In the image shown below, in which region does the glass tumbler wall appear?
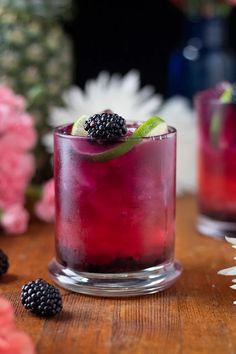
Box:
[49,124,182,296]
[196,94,236,238]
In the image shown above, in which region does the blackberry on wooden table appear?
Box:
[0,249,9,276]
[21,279,62,318]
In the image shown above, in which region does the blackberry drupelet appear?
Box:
[231,83,236,104]
[84,112,127,142]
[0,249,9,276]
[21,279,62,317]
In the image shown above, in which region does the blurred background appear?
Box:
[72,0,236,97]
[1,0,236,231]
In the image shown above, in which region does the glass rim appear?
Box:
[54,122,177,142]
[194,91,235,106]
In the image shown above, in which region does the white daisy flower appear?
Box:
[49,70,162,126]
[43,70,196,195]
[218,237,236,304]
[43,70,162,151]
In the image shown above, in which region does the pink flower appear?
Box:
[0,85,26,111]
[0,85,37,234]
[0,85,27,135]
[0,296,36,354]
[2,113,37,151]
[35,179,55,223]
[0,148,35,209]
[0,297,15,332]
[0,104,12,134]
[0,330,36,354]
[1,205,29,235]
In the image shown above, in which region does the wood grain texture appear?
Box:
[1,195,236,354]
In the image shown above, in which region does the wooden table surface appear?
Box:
[1,195,236,354]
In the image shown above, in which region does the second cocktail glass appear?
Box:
[195,85,236,238]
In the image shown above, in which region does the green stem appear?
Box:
[26,184,42,200]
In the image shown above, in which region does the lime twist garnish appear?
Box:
[71,115,168,162]
[71,115,88,136]
[219,86,233,103]
[210,83,234,147]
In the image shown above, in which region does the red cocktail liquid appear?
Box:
[196,91,236,223]
[54,124,176,273]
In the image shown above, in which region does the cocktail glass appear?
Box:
[48,123,182,296]
[195,89,236,238]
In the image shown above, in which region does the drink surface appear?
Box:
[197,90,236,222]
[54,124,176,273]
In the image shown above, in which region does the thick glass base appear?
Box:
[197,215,236,239]
[48,258,182,297]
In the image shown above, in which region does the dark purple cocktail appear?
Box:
[49,114,181,296]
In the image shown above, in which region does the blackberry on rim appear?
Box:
[84,112,127,142]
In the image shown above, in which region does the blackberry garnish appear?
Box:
[0,249,9,276]
[21,279,62,317]
[231,83,236,104]
[84,112,127,142]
